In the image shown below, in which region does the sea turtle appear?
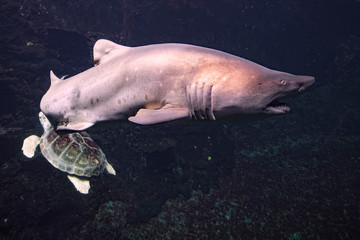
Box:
[22,111,116,194]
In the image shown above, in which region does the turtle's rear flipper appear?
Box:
[105,161,116,175]
[22,135,40,158]
[67,175,90,194]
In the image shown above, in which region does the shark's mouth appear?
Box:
[265,99,290,114]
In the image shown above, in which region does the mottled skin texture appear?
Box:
[40,40,315,130]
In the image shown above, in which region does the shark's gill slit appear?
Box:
[187,82,215,121]
[204,83,215,120]
[197,82,204,119]
[185,84,194,119]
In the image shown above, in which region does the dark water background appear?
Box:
[0,0,359,239]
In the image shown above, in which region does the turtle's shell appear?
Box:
[39,129,107,177]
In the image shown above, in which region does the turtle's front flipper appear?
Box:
[22,135,40,158]
[67,175,90,194]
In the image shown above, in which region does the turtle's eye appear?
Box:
[280,80,287,85]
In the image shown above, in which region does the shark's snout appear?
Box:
[297,76,315,93]
[264,75,315,114]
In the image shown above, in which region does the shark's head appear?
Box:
[40,71,97,131]
[213,69,315,117]
[256,71,315,114]
[40,71,75,129]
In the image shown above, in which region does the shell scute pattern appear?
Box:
[65,165,74,173]
[40,127,107,177]
[82,145,100,159]
[79,131,91,138]
[83,135,100,149]
[74,133,104,176]
[63,141,81,161]
[74,168,84,176]
[46,130,58,144]
[52,134,72,156]
[72,133,86,144]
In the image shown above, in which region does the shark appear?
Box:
[40,39,315,130]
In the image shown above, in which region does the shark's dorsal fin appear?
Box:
[93,39,129,66]
[50,71,62,86]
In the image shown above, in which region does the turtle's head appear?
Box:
[39,112,53,131]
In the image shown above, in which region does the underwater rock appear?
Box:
[79,201,135,239]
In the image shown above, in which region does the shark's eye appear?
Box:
[280,80,287,85]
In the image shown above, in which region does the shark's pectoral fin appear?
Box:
[57,121,95,131]
[128,107,189,125]
[67,175,90,194]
